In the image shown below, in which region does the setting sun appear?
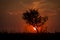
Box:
[33,27,36,31]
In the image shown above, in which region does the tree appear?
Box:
[22,9,48,33]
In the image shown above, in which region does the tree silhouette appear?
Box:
[22,9,48,33]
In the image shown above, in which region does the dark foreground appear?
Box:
[0,33,59,40]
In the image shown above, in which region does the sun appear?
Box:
[33,27,36,30]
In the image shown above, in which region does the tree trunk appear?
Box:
[36,27,39,33]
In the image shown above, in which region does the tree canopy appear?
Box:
[22,9,48,27]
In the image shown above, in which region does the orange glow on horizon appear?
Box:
[25,22,48,33]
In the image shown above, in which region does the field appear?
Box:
[0,32,57,40]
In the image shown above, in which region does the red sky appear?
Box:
[0,0,60,33]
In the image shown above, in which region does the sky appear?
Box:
[0,0,60,33]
